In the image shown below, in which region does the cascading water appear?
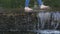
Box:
[37,12,51,29]
[33,11,60,34]
[52,12,60,30]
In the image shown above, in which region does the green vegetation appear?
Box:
[0,0,60,8]
[0,0,25,8]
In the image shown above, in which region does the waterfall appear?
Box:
[27,12,60,34]
[34,12,60,34]
[37,12,51,29]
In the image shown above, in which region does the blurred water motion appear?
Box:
[35,12,60,34]
[37,30,60,34]
[37,12,60,30]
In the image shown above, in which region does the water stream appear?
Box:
[33,11,60,34]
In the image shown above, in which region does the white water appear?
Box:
[35,12,60,34]
[34,30,60,34]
